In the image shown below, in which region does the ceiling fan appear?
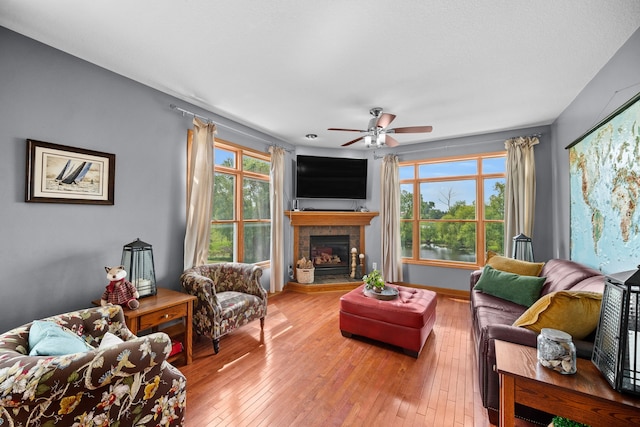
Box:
[328,107,433,148]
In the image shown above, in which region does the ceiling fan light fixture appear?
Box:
[327,107,433,148]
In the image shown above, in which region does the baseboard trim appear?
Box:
[284,281,361,293]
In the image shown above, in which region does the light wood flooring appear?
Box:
[177,290,529,426]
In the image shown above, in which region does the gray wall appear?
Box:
[1,25,638,332]
[551,27,640,261]
[0,27,285,333]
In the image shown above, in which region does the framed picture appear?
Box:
[25,139,115,205]
[566,91,640,274]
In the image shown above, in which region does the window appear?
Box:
[211,140,271,264]
[399,152,505,269]
[187,132,271,264]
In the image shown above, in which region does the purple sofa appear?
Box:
[470,258,604,425]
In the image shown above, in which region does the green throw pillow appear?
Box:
[474,265,546,307]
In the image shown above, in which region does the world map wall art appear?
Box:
[567,91,640,274]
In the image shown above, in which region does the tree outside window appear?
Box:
[400,153,505,268]
[209,141,270,263]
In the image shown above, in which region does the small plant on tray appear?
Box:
[363,269,385,292]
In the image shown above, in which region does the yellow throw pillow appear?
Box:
[513,291,603,339]
[486,251,544,277]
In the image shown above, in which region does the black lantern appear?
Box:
[121,238,157,298]
[512,233,534,262]
[592,266,640,396]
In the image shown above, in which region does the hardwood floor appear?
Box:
[177,290,527,426]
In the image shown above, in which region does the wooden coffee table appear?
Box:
[495,340,640,427]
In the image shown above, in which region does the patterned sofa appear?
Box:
[180,262,267,354]
[0,305,186,426]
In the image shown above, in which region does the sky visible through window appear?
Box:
[400,157,504,212]
[214,148,235,167]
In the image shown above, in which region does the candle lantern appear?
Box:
[592,266,640,395]
[512,233,534,262]
[121,238,157,298]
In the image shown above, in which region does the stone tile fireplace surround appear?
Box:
[285,211,379,285]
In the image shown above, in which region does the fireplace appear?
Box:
[285,211,378,286]
[310,235,350,275]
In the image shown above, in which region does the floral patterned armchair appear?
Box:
[0,305,186,426]
[180,262,267,354]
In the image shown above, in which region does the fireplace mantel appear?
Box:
[285,211,378,226]
[285,211,379,290]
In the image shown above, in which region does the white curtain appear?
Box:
[184,118,216,270]
[504,136,539,257]
[381,154,403,283]
[269,146,285,292]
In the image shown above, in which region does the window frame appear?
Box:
[399,151,506,270]
[187,131,271,266]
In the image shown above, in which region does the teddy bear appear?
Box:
[101,265,140,310]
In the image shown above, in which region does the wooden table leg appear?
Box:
[185,300,193,365]
[500,373,516,427]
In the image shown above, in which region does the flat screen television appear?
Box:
[295,155,368,199]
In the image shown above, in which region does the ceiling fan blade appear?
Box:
[342,136,364,147]
[389,125,433,134]
[376,113,396,129]
[385,135,400,148]
[328,127,365,132]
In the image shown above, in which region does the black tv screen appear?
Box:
[295,155,367,199]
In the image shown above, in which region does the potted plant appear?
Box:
[363,269,385,293]
[548,417,590,427]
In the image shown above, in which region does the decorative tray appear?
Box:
[363,285,399,300]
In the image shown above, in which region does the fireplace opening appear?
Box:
[310,235,350,276]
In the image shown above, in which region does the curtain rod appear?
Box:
[373,132,543,159]
[512,132,542,140]
[170,103,279,146]
[267,144,294,154]
[170,104,215,124]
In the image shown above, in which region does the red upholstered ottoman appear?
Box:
[339,284,437,357]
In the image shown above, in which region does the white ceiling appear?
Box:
[2,1,639,149]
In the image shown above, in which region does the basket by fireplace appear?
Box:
[296,268,315,284]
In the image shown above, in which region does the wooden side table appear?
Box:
[495,340,640,427]
[94,287,196,365]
